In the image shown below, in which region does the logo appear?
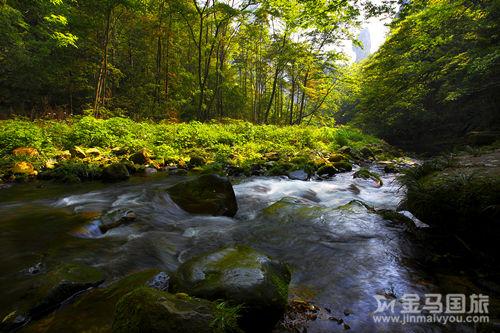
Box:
[372,293,490,325]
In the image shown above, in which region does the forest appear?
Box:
[0,0,499,332]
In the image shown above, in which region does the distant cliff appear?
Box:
[352,28,371,62]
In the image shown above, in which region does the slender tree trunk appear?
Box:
[297,70,309,124]
[289,74,296,125]
[94,8,112,116]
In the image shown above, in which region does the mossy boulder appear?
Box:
[331,161,352,172]
[102,163,130,182]
[130,148,151,165]
[170,246,291,331]
[403,164,500,250]
[0,263,104,331]
[113,287,240,333]
[166,174,238,217]
[353,168,383,187]
[23,269,164,332]
[316,164,338,177]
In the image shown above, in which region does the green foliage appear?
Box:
[0,117,389,181]
[0,120,45,154]
[352,0,500,150]
[211,301,243,333]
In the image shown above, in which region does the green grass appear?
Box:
[0,116,396,182]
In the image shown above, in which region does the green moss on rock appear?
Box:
[167,174,238,217]
[170,246,291,331]
[113,287,240,333]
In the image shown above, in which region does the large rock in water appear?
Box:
[102,163,130,182]
[166,174,238,217]
[170,246,291,331]
[0,263,104,331]
[113,287,239,333]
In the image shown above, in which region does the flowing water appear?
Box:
[0,167,490,332]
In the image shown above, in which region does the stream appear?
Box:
[0,166,492,332]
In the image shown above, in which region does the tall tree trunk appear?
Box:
[289,74,296,125]
[94,8,112,116]
[296,70,309,124]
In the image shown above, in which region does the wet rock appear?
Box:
[166,174,238,217]
[288,169,309,181]
[20,270,161,333]
[12,147,39,157]
[170,245,291,331]
[25,262,45,276]
[70,146,87,158]
[353,168,383,187]
[2,263,104,330]
[113,287,239,333]
[167,167,188,176]
[147,272,170,291]
[376,209,417,233]
[316,165,338,177]
[144,167,157,175]
[129,149,151,165]
[99,208,136,233]
[102,163,130,182]
[348,184,360,195]
[0,311,27,332]
[12,162,37,175]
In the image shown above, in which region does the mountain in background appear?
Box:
[352,28,372,62]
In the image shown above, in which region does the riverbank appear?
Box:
[401,146,500,255]
[0,117,405,184]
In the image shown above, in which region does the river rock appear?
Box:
[170,245,291,331]
[12,147,39,157]
[353,168,383,187]
[147,272,170,291]
[144,167,157,175]
[102,163,130,182]
[288,169,309,181]
[316,164,338,177]
[332,161,353,172]
[1,263,104,331]
[99,208,136,233]
[70,146,87,158]
[12,162,37,175]
[113,287,239,333]
[166,174,238,217]
[130,149,151,165]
